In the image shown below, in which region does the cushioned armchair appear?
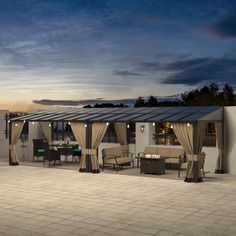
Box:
[102,146,134,172]
[33,139,45,161]
[43,142,61,166]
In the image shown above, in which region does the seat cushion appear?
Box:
[37,149,44,153]
[104,157,133,165]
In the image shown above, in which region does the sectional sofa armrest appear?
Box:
[122,151,134,158]
[138,152,145,157]
[179,154,187,163]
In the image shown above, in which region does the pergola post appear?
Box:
[9,121,12,165]
[85,122,92,172]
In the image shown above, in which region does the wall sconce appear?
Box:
[32,122,35,125]
[187,123,190,127]
[106,122,109,126]
[84,124,87,128]
[152,122,155,127]
[127,124,130,128]
[140,125,145,132]
[48,123,51,127]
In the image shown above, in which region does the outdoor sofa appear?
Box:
[102,146,134,172]
[138,146,186,177]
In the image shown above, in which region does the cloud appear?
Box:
[162,57,236,85]
[113,70,142,76]
[207,12,236,39]
[138,62,161,72]
[33,98,136,106]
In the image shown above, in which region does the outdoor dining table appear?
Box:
[49,143,77,163]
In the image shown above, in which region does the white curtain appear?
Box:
[10,121,24,164]
[40,122,52,143]
[91,122,108,172]
[173,122,207,182]
[114,122,128,153]
[70,122,86,171]
[215,122,224,173]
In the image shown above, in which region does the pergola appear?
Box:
[10,106,224,182]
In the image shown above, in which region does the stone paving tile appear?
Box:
[0,165,236,236]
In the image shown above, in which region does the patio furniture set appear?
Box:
[33,139,81,166]
[101,146,206,177]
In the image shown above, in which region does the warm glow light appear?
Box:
[170,125,173,129]
[68,122,71,125]
[187,123,190,127]
[32,122,35,125]
[140,125,145,132]
[106,122,109,126]
[127,124,130,128]
[23,120,26,123]
[8,120,10,123]
[15,123,18,127]
[49,123,51,127]
[152,122,155,126]
[85,124,87,128]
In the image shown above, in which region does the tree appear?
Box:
[146,96,158,106]
[134,97,145,107]
[222,83,234,105]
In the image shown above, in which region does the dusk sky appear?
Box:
[1,0,236,111]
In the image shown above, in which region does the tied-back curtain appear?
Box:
[10,121,24,164]
[91,122,108,173]
[173,122,207,182]
[114,122,128,153]
[40,122,52,143]
[70,122,86,171]
[215,122,224,173]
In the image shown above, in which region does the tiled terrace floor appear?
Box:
[0,165,236,236]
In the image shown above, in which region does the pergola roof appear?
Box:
[10,106,223,123]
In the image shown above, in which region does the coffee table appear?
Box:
[138,156,168,175]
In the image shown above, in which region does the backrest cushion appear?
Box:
[102,147,122,157]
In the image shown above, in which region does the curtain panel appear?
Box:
[173,122,207,182]
[70,122,86,171]
[40,122,52,143]
[114,122,129,153]
[91,122,108,173]
[215,122,224,173]
[10,121,24,164]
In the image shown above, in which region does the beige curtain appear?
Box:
[215,122,224,173]
[70,122,86,171]
[40,122,52,143]
[114,122,128,153]
[91,122,108,172]
[173,122,207,182]
[10,121,24,164]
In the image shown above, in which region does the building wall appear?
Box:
[0,110,9,161]
[224,106,236,175]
